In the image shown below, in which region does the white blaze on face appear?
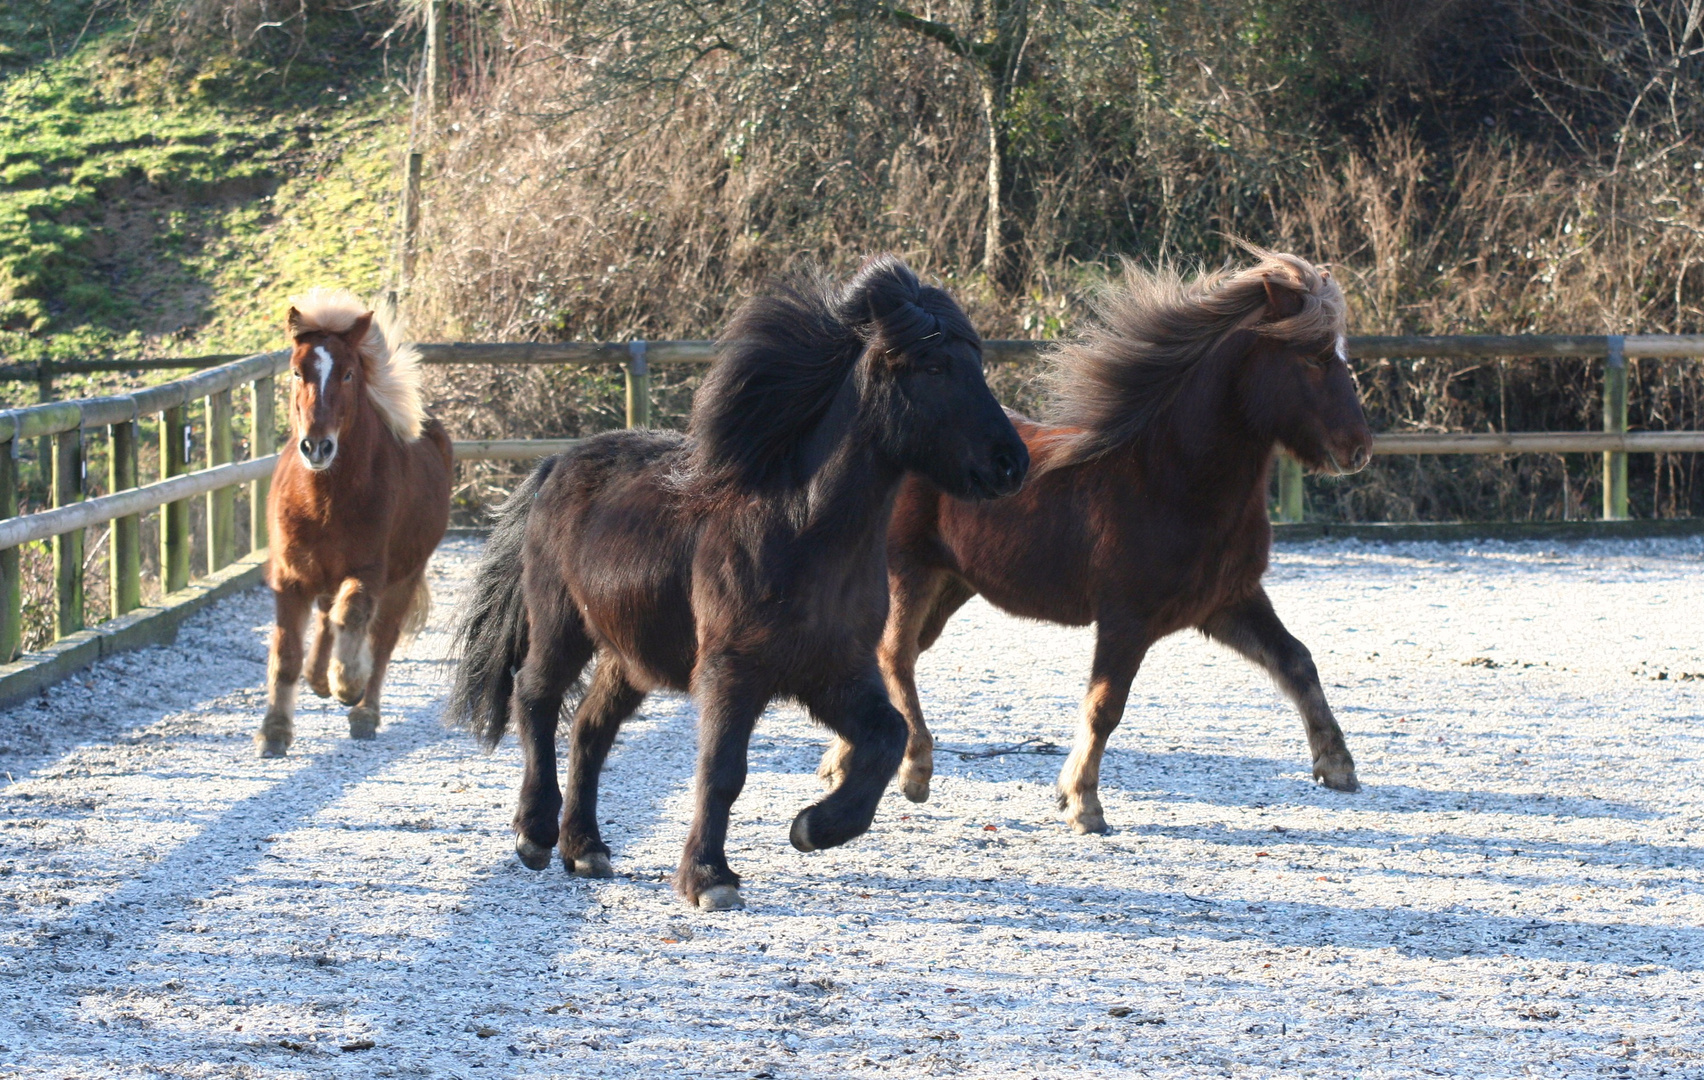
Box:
[314,345,334,396]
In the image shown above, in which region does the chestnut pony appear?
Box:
[447,257,1028,910]
[258,290,453,758]
[821,251,1373,833]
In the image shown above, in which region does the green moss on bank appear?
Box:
[0,6,410,406]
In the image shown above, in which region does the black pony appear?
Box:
[447,256,1028,909]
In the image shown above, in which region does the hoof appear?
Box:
[1314,754,1360,793]
[331,678,364,707]
[256,735,290,759]
[696,884,745,911]
[901,775,931,804]
[571,852,614,879]
[789,809,818,852]
[1070,812,1110,835]
[347,707,380,740]
[515,835,554,871]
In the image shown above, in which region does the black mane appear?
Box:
[687,254,979,489]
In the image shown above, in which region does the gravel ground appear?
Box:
[0,535,1701,1079]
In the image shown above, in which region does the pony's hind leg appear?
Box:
[306,598,334,699]
[259,586,314,758]
[1201,588,1359,793]
[558,659,646,877]
[821,569,971,804]
[1057,623,1149,834]
[328,577,378,706]
[509,615,595,871]
[345,573,421,740]
[794,670,906,852]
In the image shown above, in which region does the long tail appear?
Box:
[445,459,556,748]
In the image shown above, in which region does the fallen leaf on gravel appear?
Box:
[542,1002,581,1015]
[1516,1007,1560,1021]
[1108,1006,1132,1017]
[339,1039,374,1052]
[1255,851,1270,857]
[277,1040,304,1052]
[476,1026,499,1038]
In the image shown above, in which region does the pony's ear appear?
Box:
[1262,275,1306,321]
[286,306,309,341]
[340,311,374,353]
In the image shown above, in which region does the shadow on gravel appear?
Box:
[180,696,708,1071]
[1119,819,1700,880]
[737,727,1655,821]
[0,587,273,786]
[821,873,1704,973]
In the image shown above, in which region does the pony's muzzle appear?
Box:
[299,436,338,470]
[991,446,1028,493]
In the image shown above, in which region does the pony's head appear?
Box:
[1230,253,1372,476]
[1044,248,1371,476]
[838,256,1028,498]
[284,289,424,472]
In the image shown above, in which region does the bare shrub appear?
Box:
[411,0,1704,522]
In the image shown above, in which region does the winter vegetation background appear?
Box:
[5,0,1704,531]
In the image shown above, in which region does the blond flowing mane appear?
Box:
[286,288,426,442]
[1040,248,1346,470]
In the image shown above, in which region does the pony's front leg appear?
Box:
[328,575,379,706]
[258,586,313,758]
[345,574,419,740]
[1202,588,1359,792]
[796,670,906,850]
[1057,625,1148,834]
[305,598,334,699]
[679,659,771,911]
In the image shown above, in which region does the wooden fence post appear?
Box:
[108,418,141,616]
[1276,452,1305,523]
[161,405,191,594]
[206,389,235,571]
[0,440,18,661]
[401,151,423,288]
[625,340,650,429]
[251,375,274,552]
[1602,335,1628,520]
[52,429,84,637]
[35,359,53,486]
[426,0,449,119]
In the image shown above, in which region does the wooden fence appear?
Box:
[0,333,1700,660]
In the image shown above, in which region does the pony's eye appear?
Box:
[343,370,353,382]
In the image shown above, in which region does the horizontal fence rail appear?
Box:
[2,333,1701,662]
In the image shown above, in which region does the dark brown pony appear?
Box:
[821,251,1372,833]
[447,256,1027,909]
[258,290,453,758]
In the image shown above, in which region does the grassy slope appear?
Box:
[0,3,408,407]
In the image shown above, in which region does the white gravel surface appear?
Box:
[1,535,1701,1078]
